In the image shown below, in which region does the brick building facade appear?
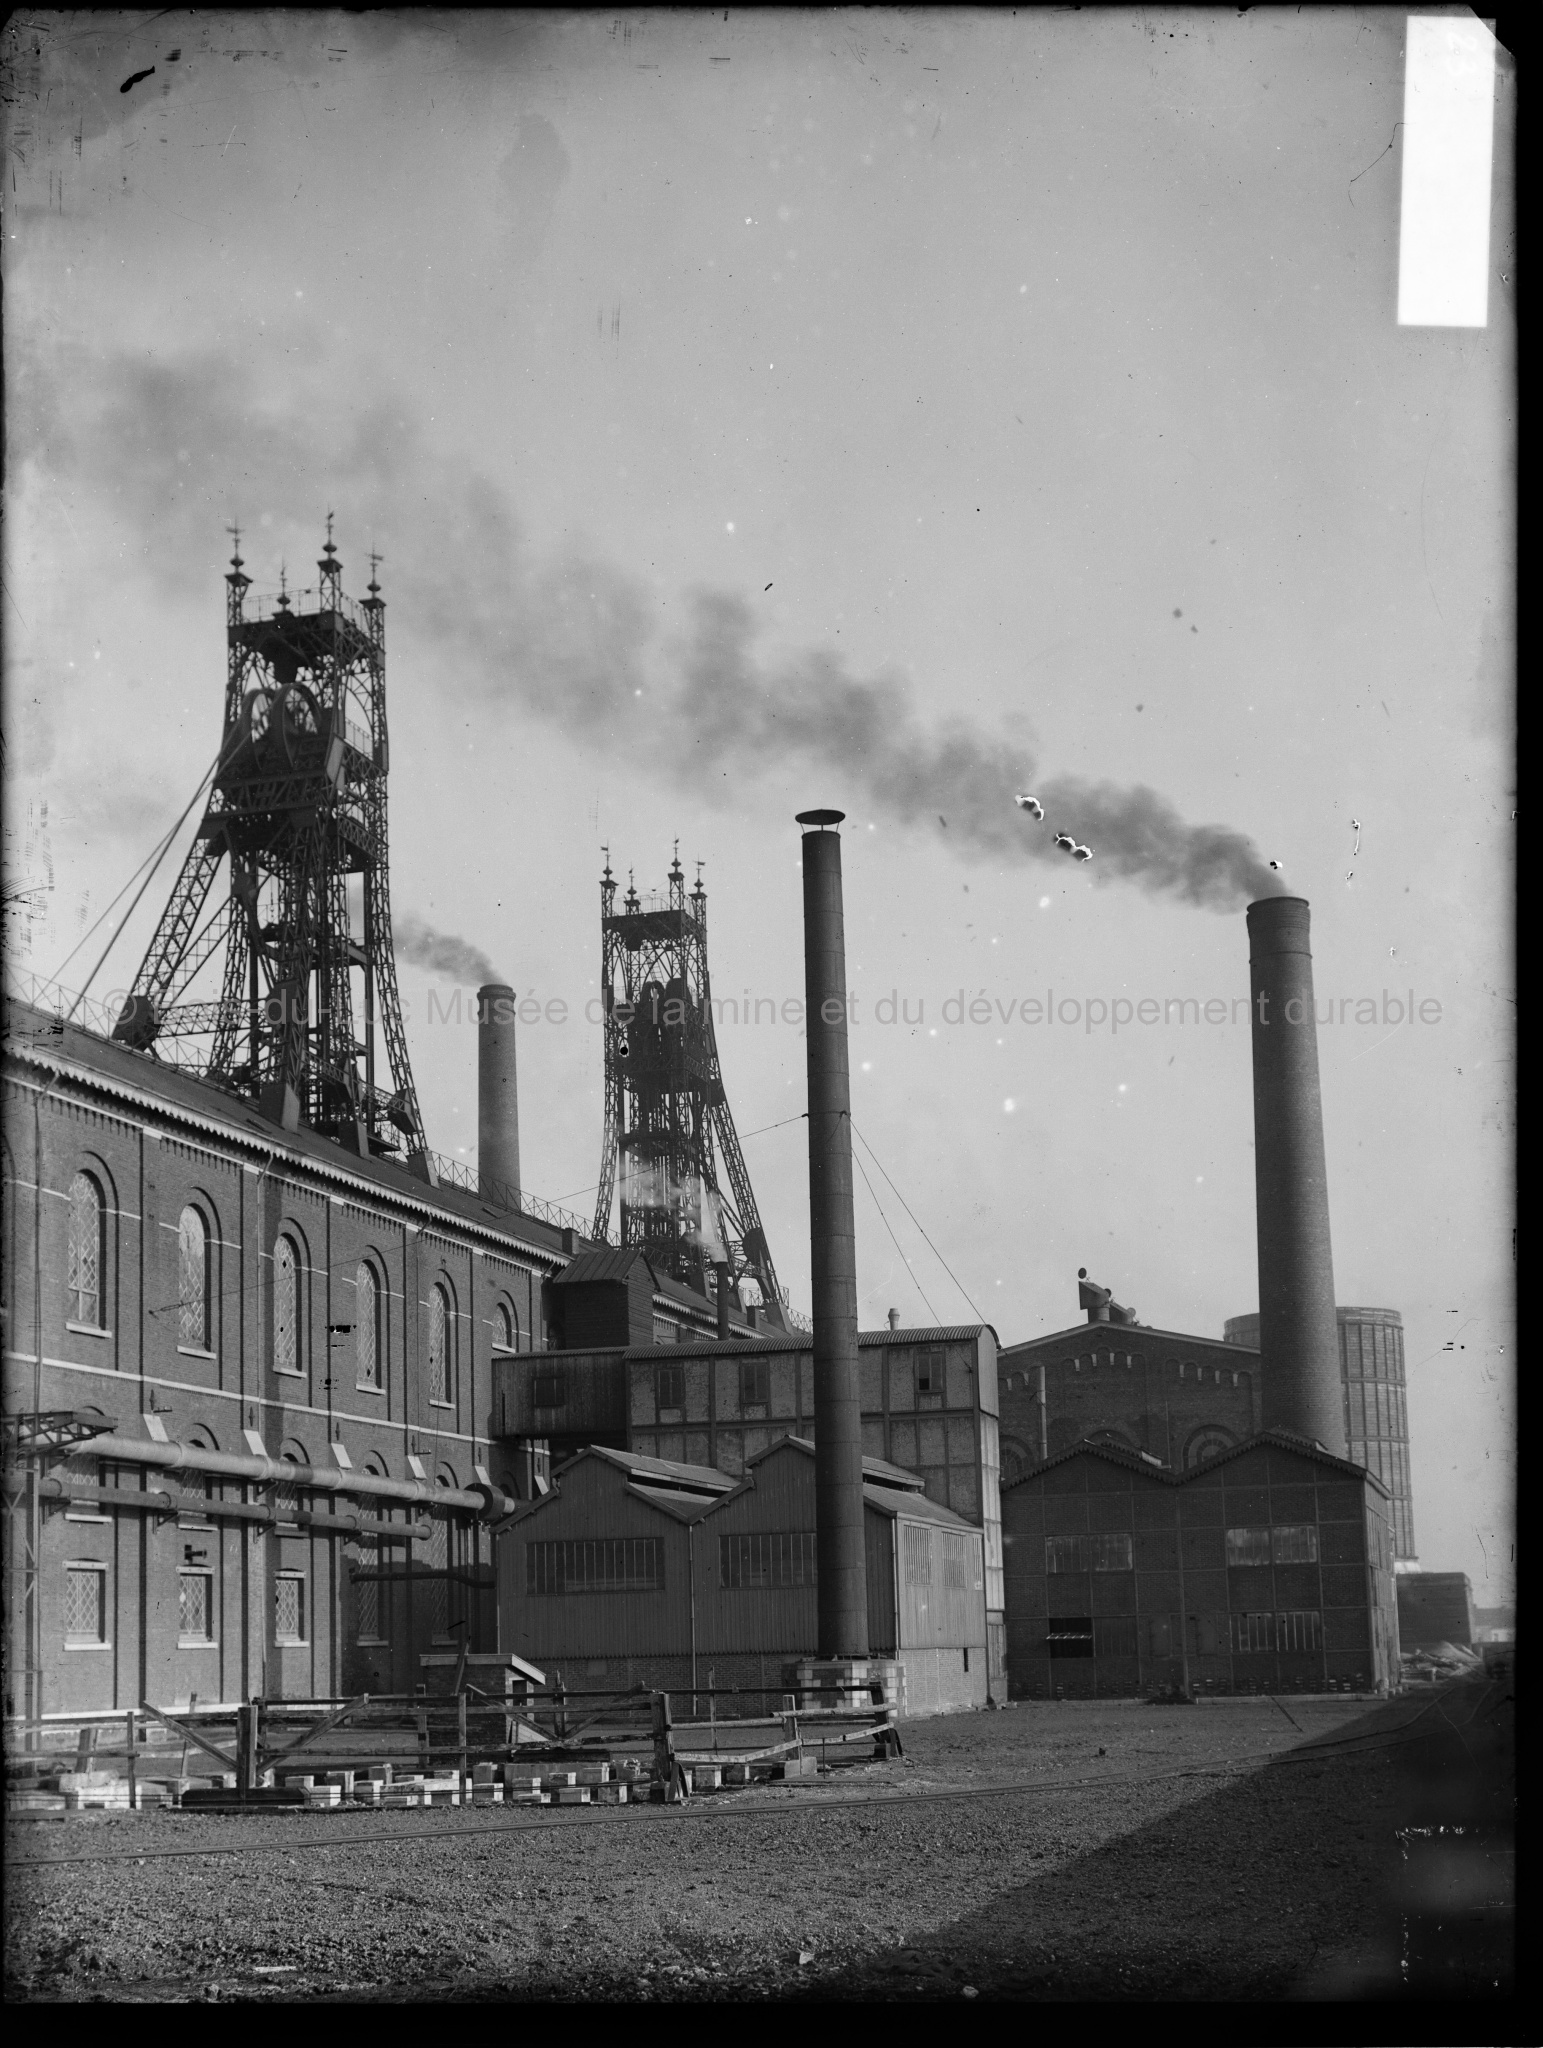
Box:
[3,1001,580,1721]
[996,1323,1260,1482]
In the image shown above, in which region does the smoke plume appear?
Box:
[18,344,1287,913]
[392,913,499,987]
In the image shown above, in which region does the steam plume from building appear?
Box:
[39,345,1288,915]
[392,913,500,987]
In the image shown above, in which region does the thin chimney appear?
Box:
[797,809,869,1660]
[477,984,520,1206]
[1246,897,1346,1454]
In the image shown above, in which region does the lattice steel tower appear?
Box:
[112,525,431,1171]
[593,849,787,1324]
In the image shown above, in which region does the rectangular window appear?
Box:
[1225,1526,1272,1567]
[178,1572,213,1642]
[1230,1610,1274,1654]
[275,1574,306,1644]
[656,1362,685,1413]
[740,1357,770,1409]
[532,1371,566,1409]
[1271,1524,1320,1564]
[719,1531,817,1589]
[64,1564,107,1644]
[1046,1615,1095,1659]
[1088,1531,1133,1573]
[903,1524,932,1587]
[940,1533,972,1591]
[525,1538,664,1596]
[1045,1533,1133,1573]
[1277,1610,1323,1653]
[915,1348,945,1396]
[355,1542,385,1643]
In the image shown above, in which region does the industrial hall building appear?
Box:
[1001,1432,1399,1700]
[490,1318,1007,1694]
[498,1436,990,1716]
[996,1276,1418,1567]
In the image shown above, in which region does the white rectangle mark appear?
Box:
[1397,17,1496,327]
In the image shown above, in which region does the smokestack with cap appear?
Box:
[477,984,521,1206]
[797,809,869,1660]
[1247,897,1346,1454]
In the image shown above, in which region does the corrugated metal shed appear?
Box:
[582,1444,737,1496]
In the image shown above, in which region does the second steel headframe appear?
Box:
[592,848,787,1325]
[110,525,431,1171]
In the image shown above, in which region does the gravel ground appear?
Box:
[4,1684,1513,2004]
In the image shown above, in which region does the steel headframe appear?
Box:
[592,848,787,1325]
[110,527,431,1172]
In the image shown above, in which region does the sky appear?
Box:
[3,9,1514,1601]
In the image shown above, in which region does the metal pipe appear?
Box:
[1247,896,1346,1455]
[714,1260,732,1340]
[35,1477,432,1539]
[797,809,868,1660]
[477,983,520,1202]
[69,1432,505,1517]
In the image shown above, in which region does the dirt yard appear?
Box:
[4,1680,1513,2004]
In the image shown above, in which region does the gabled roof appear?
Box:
[5,1003,572,1264]
[607,1322,997,1362]
[860,1482,980,1530]
[755,1435,924,1492]
[583,1443,736,1494]
[998,1322,1260,1359]
[624,1483,719,1522]
[494,1441,737,1531]
[553,1245,659,1288]
[729,1434,973,1527]
[1000,1427,1390,1495]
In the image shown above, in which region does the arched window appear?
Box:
[356,1262,382,1389]
[273,1235,301,1375]
[178,1206,210,1349]
[428,1281,452,1404]
[493,1301,517,1354]
[1184,1426,1236,1470]
[68,1172,105,1327]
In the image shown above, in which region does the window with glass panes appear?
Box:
[273,1236,300,1374]
[178,1206,210,1348]
[719,1531,815,1589]
[428,1283,451,1403]
[355,1538,385,1642]
[274,1574,306,1643]
[65,1564,107,1643]
[356,1262,381,1387]
[68,1173,103,1325]
[178,1572,213,1641]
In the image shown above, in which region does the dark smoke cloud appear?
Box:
[18,345,1285,912]
[392,913,499,988]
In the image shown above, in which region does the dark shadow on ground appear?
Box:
[787,1677,1515,2004]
